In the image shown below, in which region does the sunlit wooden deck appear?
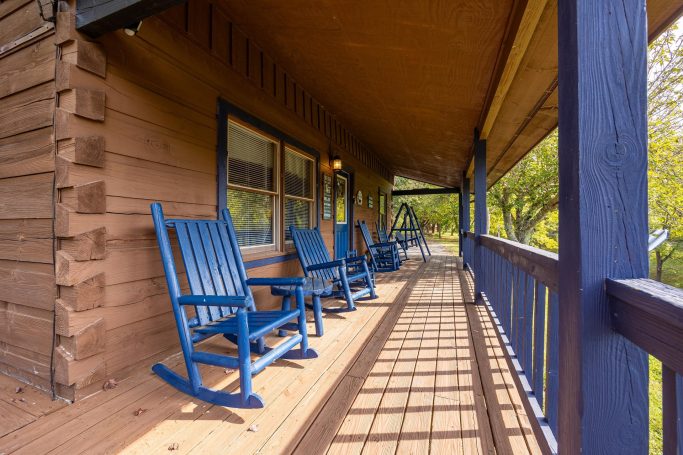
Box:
[0,243,541,454]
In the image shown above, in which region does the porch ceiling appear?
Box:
[219,0,683,188]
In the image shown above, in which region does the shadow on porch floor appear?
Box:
[0,243,541,454]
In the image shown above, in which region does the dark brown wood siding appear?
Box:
[0,0,57,393]
[49,0,393,400]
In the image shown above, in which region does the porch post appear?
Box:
[473,136,487,294]
[557,0,649,453]
[458,188,464,256]
[461,173,470,233]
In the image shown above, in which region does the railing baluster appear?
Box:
[504,258,513,336]
[533,282,547,409]
[523,274,534,376]
[663,365,677,455]
[513,269,525,360]
[678,374,683,454]
[546,290,559,435]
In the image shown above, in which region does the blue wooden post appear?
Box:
[473,136,487,295]
[462,173,470,232]
[557,0,649,452]
[461,173,471,262]
[458,187,464,256]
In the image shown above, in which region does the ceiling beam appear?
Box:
[76,0,187,38]
[392,187,459,197]
[479,0,548,141]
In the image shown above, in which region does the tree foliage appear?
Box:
[392,178,459,237]
[647,24,683,283]
[488,131,559,246]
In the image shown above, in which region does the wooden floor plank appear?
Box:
[430,256,465,455]
[0,245,544,455]
[395,262,439,455]
[323,263,427,455]
[471,301,543,454]
[359,262,433,454]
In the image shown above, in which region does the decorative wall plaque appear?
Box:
[322,173,332,220]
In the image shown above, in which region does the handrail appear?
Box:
[461,231,559,453]
[462,231,559,291]
[608,278,683,375]
[608,278,683,453]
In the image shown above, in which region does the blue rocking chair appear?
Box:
[151,203,317,409]
[358,221,400,272]
[377,221,408,262]
[290,226,376,311]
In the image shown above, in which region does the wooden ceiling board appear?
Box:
[219,0,518,187]
[217,0,682,188]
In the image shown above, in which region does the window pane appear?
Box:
[284,198,312,241]
[284,149,313,199]
[228,122,276,192]
[336,176,347,224]
[228,189,274,247]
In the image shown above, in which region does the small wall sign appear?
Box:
[322,173,332,220]
[368,196,373,208]
[356,190,363,206]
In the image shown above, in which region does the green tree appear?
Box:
[488,131,559,246]
[647,25,683,284]
[392,177,459,238]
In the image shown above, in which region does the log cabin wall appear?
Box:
[49,0,393,400]
[0,0,57,394]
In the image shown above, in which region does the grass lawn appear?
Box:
[427,233,678,454]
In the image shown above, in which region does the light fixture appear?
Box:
[331,155,342,171]
[124,20,143,36]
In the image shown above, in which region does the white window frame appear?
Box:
[283,145,316,244]
[227,120,280,254]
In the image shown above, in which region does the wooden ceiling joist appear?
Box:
[467,0,548,179]
[480,0,548,140]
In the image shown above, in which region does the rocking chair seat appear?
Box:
[194,309,301,340]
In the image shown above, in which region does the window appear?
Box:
[227,121,279,250]
[284,147,315,241]
[335,174,348,224]
[224,114,317,255]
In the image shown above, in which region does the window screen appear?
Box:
[284,147,314,240]
[227,121,278,249]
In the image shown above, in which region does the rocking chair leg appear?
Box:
[294,286,318,359]
[278,295,291,337]
[236,309,255,407]
[362,260,378,299]
[312,295,323,336]
[338,266,357,311]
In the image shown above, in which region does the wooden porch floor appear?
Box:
[0,243,541,454]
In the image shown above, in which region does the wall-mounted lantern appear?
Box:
[331,155,342,171]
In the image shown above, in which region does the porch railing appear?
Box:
[608,278,683,454]
[462,231,558,452]
[462,231,683,454]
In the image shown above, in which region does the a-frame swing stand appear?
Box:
[390,202,431,262]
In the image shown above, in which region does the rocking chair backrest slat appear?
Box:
[152,203,252,327]
[376,223,389,243]
[358,221,374,247]
[290,227,338,281]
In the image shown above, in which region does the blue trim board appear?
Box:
[244,253,298,269]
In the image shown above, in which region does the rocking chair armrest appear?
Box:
[246,277,306,287]
[345,255,368,264]
[371,241,396,249]
[178,295,252,307]
[307,259,345,271]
